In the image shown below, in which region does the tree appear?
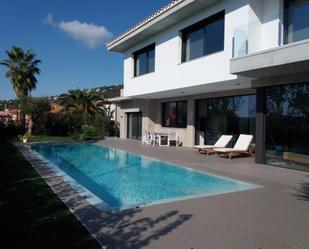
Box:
[0,46,41,98]
[59,89,107,125]
[0,46,41,126]
[18,97,50,136]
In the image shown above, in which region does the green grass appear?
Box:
[0,137,101,249]
[28,135,75,142]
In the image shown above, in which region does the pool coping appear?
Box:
[28,142,261,212]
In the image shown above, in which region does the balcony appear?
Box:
[230,5,309,78]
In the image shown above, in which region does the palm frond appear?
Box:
[0,46,41,98]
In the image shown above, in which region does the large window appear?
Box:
[195,95,256,145]
[182,11,225,62]
[162,101,187,128]
[265,83,309,170]
[133,44,155,77]
[284,0,309,44]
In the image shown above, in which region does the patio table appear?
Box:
[155,132,169,146]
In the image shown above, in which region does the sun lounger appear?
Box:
[194,135,233,155]
[214,134,253,159]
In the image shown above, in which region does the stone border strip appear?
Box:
[15,143,108,249]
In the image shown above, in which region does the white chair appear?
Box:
[148,131,156,146]
[168,132,179,147]
[194,135,233,155]
[214,134,254,159]
[142,130,149,145]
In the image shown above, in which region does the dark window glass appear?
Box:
[186,28,204,60]
[195,95,256,146]
[182,11,225,62]
[127,112,142,140]
[205,17,225,54]
[265,83,309,170]
[176,101,187,127]
[207,97,234,144]
[284,0,309,44]
[162,101,187,128]
[195,99,207,143]
[233,95,256,138]
[134,44,155,76]
[148,48,155,73]
[136,52,147,76]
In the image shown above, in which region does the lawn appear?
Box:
[28,135,75,142]
[0,137,101,249]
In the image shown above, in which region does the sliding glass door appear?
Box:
[265,83,309,170]
[127,112,142,140]
[195,95,256,145]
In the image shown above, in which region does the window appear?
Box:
[133,44,155,76]
[284,0,309,44]
[265,83,309,170]
[162,101,187,128]
[182,11,225,62]
[195,95,256,145]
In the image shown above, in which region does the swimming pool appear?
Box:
[32,143,258,210]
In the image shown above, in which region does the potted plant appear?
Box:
[18,134,28,143]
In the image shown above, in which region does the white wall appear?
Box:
[248,0,281,52]
[122,0,282,98]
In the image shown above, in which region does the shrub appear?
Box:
[79,125,100,141]
[106,120,120,137]
[1,122,26,137]
[92,114,119,137]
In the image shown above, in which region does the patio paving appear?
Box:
[17,137,309,249]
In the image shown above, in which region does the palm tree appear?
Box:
[59,89,106,125]
[0,46,41,98]
[0,46,41,126]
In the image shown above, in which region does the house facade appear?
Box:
[107,0,309,171]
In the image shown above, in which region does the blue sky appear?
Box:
[0,0,170,100]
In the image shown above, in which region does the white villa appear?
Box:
[107,0,309,171]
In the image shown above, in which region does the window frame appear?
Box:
[162,100,188,128]
[133,43,155,77]
[181,10,225,62]
[283,0,309,44]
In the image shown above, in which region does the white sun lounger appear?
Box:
[194,135,233,155]
[214,134,253,159]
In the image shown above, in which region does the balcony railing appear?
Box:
[232,18,282,58]
[232,6,309,58]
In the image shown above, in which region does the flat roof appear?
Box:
[106,0,218,52]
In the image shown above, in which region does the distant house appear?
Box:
[0,110,12,124]
[0,107,19,124]
[50,103,65,114]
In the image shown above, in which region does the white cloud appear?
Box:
[44,13,56,27]
[44,14,114,49]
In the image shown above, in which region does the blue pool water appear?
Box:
[32,143,258,210]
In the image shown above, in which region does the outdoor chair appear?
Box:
[194,135,233,155]
[214,134,253,159]
[168,132,179,146]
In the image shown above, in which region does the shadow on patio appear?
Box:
[49,175,193,249]
[74,200,192,249]
[295,176,309,201]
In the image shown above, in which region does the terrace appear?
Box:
[18,137,309,249]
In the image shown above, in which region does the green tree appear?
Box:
[0,46,41,125]
[18,97,50,136]
[0,46,41,98]
[59,89,107,125]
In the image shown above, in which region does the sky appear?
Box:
[0,0,170,100]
